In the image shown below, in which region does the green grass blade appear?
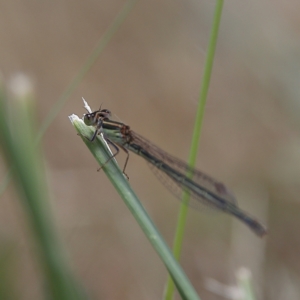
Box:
[0,82,84,299]
[0,0,138,197]
[70,114,200,300]
[164,1,224,299]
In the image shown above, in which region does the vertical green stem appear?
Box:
[0,85,84,299]
[164,1,224,299]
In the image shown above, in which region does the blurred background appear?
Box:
[0,0,300,299]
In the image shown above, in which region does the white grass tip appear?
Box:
[68,114,82,124]
[204,278,243,299]
[9,73,34,98]
[236,267,252,281]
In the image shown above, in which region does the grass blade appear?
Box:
[164,1,224,299]
[0,0,138,197]
[70,114,200,300]
[0,79,84,299]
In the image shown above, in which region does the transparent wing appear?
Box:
[130,131,237,211]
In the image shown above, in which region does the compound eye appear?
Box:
[83,113,95,125]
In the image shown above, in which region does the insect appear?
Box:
[83,107,267,237]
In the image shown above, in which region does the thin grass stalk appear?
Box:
[0,81,84,299]
[164,1,224,299]
[70,114,200,300]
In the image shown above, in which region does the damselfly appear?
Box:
[83,107,267,237]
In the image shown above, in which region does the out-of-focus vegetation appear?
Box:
[0,1,299,299]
